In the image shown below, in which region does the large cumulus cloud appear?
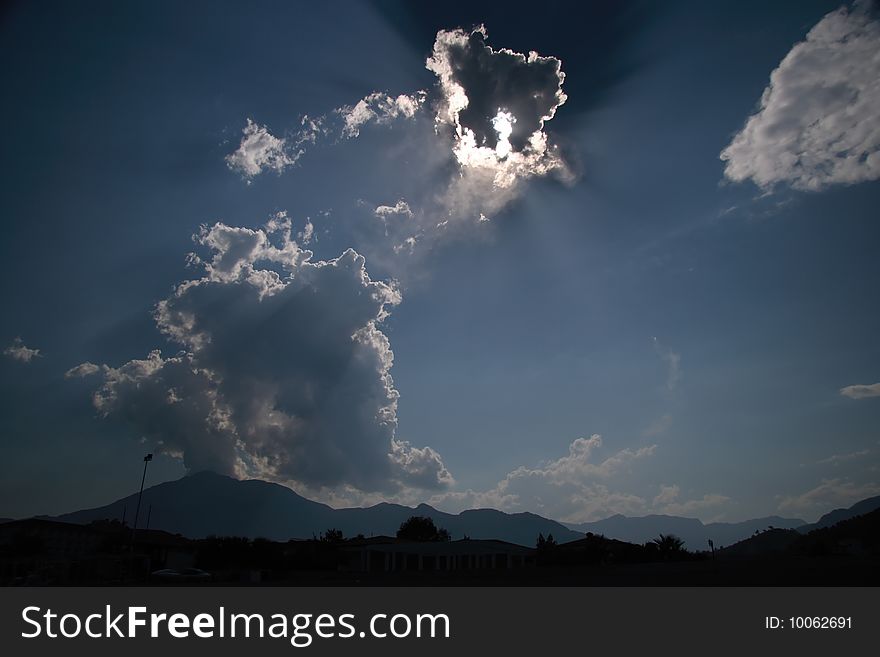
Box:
[70,214,452,495]
[721,3,880,191]
[424,24,571,227]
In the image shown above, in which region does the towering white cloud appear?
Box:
[721,4,880,191]
[70,213,452,494]
[354,26,574,263]
[427,25,570,198]
[3,337,42,363]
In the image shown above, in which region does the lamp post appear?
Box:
[131,453,153,548]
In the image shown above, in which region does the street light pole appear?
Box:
[131,453,153,549]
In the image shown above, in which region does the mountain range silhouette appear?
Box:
[49,471,880,549]
[565,514,806,550]
[53,471,582,545]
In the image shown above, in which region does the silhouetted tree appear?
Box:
[396,516,450,542]
[320,528,343,543]
[651,533,686,560]
[536,532,559,565]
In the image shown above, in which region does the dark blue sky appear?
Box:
[1,0,878,523]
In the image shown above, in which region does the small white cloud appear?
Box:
[840,382,880,399]
[721,4,880,191]
[374,200,413,219]
[3,337,42,363]
[338,91,427,139]
[392,236,418,255]
[373,200,416,247]
[297,219,315,245]
[225,118,296,179]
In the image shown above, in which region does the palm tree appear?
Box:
[651,533,686,559]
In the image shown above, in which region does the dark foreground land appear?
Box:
[2,508,878,586]
[289,556,879,586]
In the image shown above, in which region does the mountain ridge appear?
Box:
[564,498,880,549]
[796,495,880,533]
[564,513,807,550]
[46,471,880,551]
[54,471,582,546]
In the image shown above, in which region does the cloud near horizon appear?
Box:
[652,484,730,518]
[69,214,453,496]
[720,3,880,191]
[778,477,880,518]
[425,434,730,523]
